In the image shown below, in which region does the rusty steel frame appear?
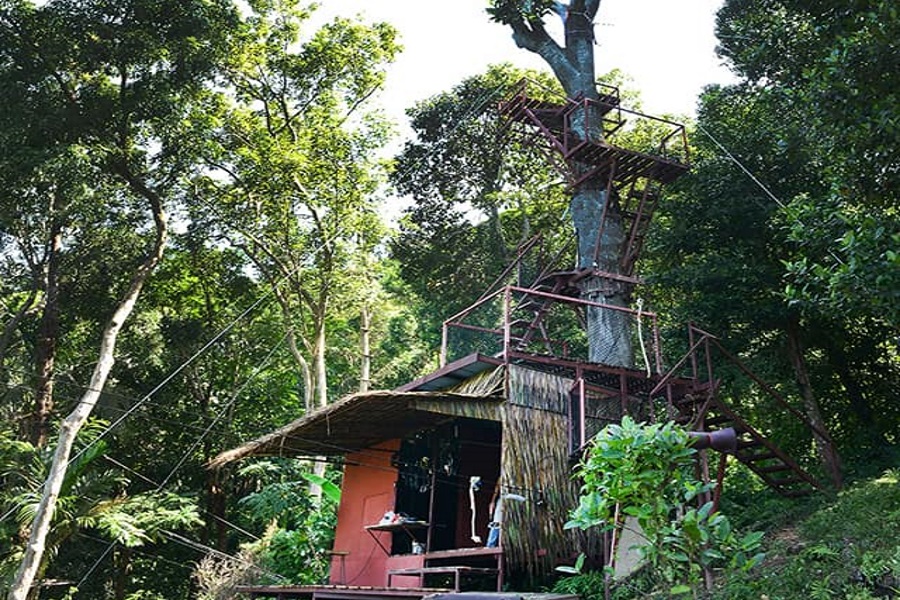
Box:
[499,79,690,283]
[441,283,663,370]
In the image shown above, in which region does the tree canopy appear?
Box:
[0,0,897,597]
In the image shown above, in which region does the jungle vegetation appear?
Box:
[0,0,896,598]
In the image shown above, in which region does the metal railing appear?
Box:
[441,285,662,373]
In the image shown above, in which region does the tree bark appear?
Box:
[313,305,328,409]
[359,304,371,393]
[571,181,631,367]
[113,546,132,600]
[0,288,40,371]
[7,173,168,600]
[822,334,882,446]
[28,217,63,448]
[500,0,633,368]
[785,317,842,489]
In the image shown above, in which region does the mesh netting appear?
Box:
[443,287,660,372]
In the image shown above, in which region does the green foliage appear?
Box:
[487,0,559,25]
[302,472,342,504]
[235,460,340,585]
[551,569,607,600]
[0,422,202,591]
[781,194,900,325]
[710,469,900,599]
[713,0,900,327]
[567,417,708,534]
[567,417,763,596]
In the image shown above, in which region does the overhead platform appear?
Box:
[498,78,690,188]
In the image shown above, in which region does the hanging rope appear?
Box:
[469,476,483,544]
[635,297,651,377]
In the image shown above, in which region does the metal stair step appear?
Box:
[737,439,764,450]
[740,451,777,461]
[703,415,733,427]
[780,489,813,498]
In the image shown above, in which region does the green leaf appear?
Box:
[302,473,341,504]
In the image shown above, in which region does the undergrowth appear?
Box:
[552,466,900,599]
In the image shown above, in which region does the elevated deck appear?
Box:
[498,78,690,188]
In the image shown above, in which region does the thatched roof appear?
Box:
[208,389,502,468]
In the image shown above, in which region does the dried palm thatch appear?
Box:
[449,366,505,396]
[411,367,506,421]
[501,366,605,579]
[208,390,501,469]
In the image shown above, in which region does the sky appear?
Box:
[314,0,736,125]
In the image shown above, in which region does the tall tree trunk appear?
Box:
[572,182,631,367]
[8,175,167,600]
[308,310,329,499]
[359,304,371,393]
[314,310,328,409]
[822,335,882,446]
[499,0,633,368]
[0,288,40,370]
[785,317,843,489]
[204,466,228,550]
[113,546,132,600]
[28,219,63,448]
[285,330,314,412]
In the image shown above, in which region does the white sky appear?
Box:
[315,0,736,123]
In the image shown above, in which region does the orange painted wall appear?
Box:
[330,439,405,587]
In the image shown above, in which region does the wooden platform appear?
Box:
[238,584,453,600]
[388,567,499,592]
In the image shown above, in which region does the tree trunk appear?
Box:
[0,288,40,370]
[28,219,63,448]
[822,335,881,444]
[572,182,631,367]
[359,304,371,393]
[785,317,842,489]
[205,467,228,550]
[113,546,132,600]
[308,310,329,499]
[314,310,328,409]
[500,0,633,368]
[7,174,168,600]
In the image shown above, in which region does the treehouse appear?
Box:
[211,80,831,600]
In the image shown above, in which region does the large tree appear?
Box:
[0,1,238,597]
[193,0,399,411]
[646,0,900,485]
[715,0,899,327]
[391,64,569,349]
[488,0,635,367]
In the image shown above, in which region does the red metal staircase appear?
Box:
[497,78,689,286]
[651,326,832,496]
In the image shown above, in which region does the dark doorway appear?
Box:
[393,418,501,553]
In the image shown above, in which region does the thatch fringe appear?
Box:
[501,365,605,580]
[208,390,496,468]
[410,397,501,421]
[449,366,505,396]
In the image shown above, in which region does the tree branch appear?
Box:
[510,15,580,85]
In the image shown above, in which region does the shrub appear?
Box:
[566,417,763,596]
